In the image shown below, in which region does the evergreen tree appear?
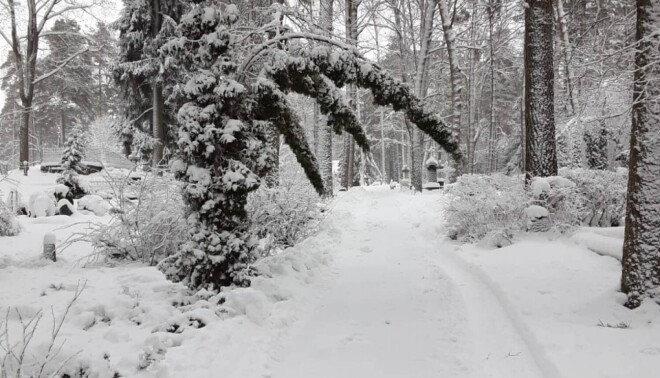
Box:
[157,2,461,290]
[41,19,96,145]
[61,124,85,174]
[113,0,184,163]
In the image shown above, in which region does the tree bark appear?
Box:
[621,0,660,309]
[151,0,166,167]
[152,82,166,166]
[319,0,334,195]
[487,0,496,174]
[524,0,558,181]
[438,0,463,180]
[411,0,436,191]
[342,0,359,188]
[555,0,578,115]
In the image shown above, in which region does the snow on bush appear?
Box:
[77,195,109,216]
[0,176,20,236]
[558,167,627,227]
[247,148,323,256]
[0,203,20,236]
[28,191,56,218]
[444,174,529,243]
[69,170,186,265]
[445,168,629,243]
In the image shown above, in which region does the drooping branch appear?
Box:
[251,78,324,195]
[298,46,462,162]
[262,52,370,151]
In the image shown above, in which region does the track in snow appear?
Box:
[264,187,558,378]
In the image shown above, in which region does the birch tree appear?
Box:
[0,0,100,168]
[621,0,660,309]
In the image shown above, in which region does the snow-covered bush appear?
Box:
[67,170,186,265]
[528,175,580,231]
[28,191,56,218]
[444,174,530,242]
[0,204,20,236]
[557,167,627,226]
[0,176,20,236]
[247,149,323,256]
[445,168,629,243]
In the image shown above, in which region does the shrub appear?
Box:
[0,204,20,236]
[558,167,627,227]
[444,174,530,242]
[0,283,84,378]
[0,176,20,236]
[65,170,187,265]
[246,148,323,256]
[444,168,629,243]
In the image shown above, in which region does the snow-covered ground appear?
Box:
[1,169,658,377]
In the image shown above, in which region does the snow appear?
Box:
[524,205,549,218]
[531,177,551,197]
[78,194,109,216]
[1,172,658,377]
[27,191,56,217]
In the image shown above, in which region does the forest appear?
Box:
[0,0,658,377]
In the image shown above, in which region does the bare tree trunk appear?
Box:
[524,0,557,181]
[342,0,359,188]
[151,0,166,167]
[621,0,660,309]
[487,0,496,174]
[318,0,334,195]
[152,83,166,166]
[438,0,463,180]
[410,0,435,192]
[556,0,578,115]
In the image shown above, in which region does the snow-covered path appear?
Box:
[267,188,555,378]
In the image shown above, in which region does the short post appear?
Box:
[22,160,29,176]
[43,233,56,262]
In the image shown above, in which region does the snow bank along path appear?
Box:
[267,187,557,378]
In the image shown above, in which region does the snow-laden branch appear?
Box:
[32,46,95,85]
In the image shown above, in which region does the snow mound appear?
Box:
[77,195,109,216]
[28,191,56,217]
[524,205,549,218]
[45,184,69,198]
[530,177,551,197]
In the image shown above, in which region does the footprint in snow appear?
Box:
[640,347,660,355]
[359,246,373,253]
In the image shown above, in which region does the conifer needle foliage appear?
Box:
[157,2,460,290]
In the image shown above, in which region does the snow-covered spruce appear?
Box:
[61,125,85,174]
[158,3,461,290]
